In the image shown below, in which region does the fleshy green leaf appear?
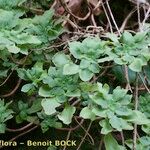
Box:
[21,83,34,93]
[39,85,53,97]
[90,94,108,108]
[134,32,146,42]
[115,107,132,116]
[80,59,91,69]
[27,99,42,114]
[104,134,125,150]
[125,110,150,125]
[89,63,100,73]
[129,58,143,72]
[63,63,79,75]
[98,57,113,63]
[80,107,95,121]
[41,98,61,115]
[58,105,76,125]
[52,53,70,67]
[121,31,134,45]
[113,87,127,101]
[106,33,119,43]
[69,41,82,59]
[109,115,133,131]
[65,89,81,97]
[142,124,150,134]
[99,119,113,134]
[92,107,107,118]
[6,44,20,54]
[79,69,93,81]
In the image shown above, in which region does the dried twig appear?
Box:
[0,78,22,98]
[124,65,133,93]
[6,123,33,132]
[105,0,121,36]
[138,73,150,93]
[63,130,72,150]
[56,119,84,131]
[0,125,38,149]
[75,117,94,145]
[59,0,91,21]
[121,131,125,147]
[99,136,103,150]
[76,121,92,150]
[101,1,113,33]
[137,1,141,30]
[0,69,14,87]
[141,5,150,29]
[119,8,137,32]
[133,74,139,150]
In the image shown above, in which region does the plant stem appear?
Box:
[133,74,139,150]
[76,121,92,150]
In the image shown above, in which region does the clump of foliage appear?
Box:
[0,0,150,150]
[0,100,13,133]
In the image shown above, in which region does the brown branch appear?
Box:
[0,70,14,87]
[99,136,104,150]
[142,5,150,29]
[10,55,28,65]
[0,125,38,149]
[76,121,92,150]
[6,123,33,132]
[138,73,150,93]
[75,117,94,145]
[56,119,84,131]
[0,78,22,98]
[63,130,72,150]
[105,0,121,36]
[101,1,113,33]
[133,74,139,150]
[59,0,91,21]
[121,131,125,147]
[119,8,137,32]
[124,65,133,93]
